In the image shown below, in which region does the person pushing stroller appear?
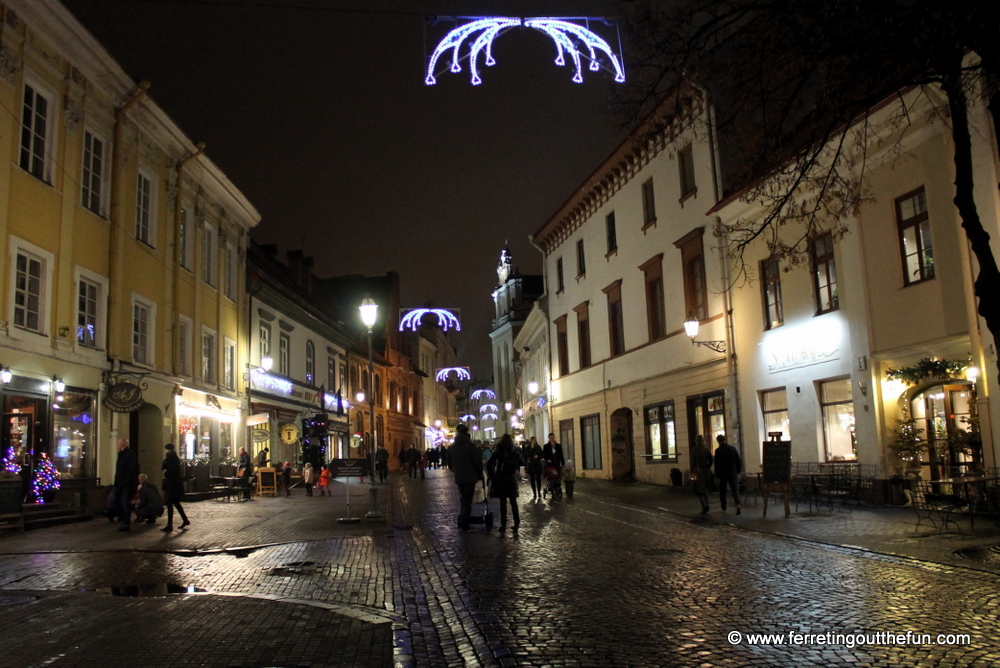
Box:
[542,433,565,500]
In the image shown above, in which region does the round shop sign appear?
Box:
[279,423,300,445]
[102,382,145,413]
[251,427,270,443]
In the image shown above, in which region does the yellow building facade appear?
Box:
[0,1,259,498]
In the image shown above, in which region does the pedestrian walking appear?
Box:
[375,444,389,482]
[543,433,566,497]
[303,462,315,496]
[113,437,138,531]
[132,473,164,524]
[281,461,292,497]
[524,436,543,500]
[405,444,420,480]
[691,435,714,514]
[448,424,483,532]
[486,433,524,534]
[419,449,428,480]
[562,459,577,499]
[161,443,190,532]
[714,433,743,515]
[318,463,331,496]
[237,446,253,500]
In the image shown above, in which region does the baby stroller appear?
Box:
[459,479,494,531]
[542,465,563,501]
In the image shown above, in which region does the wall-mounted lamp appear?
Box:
[355,391,366,404]
[504,401,513,411]
[527,381,539,395]
[260,356,274,371]
[684,312,727,353]
[53,377,65,393]
[0,366,11,384]
[967,366,980,382]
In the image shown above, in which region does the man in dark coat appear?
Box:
[543,433,565,469]
[405,444,420,480]
[486,434,524,533]
[714,433,743,514]
[132,473,164,524]
[523,437,544,500]
[161,443,189,532]
[448,424,483,531]
[114,437,138,531]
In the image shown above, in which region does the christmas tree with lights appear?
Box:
[32,454,60,503]
[3,447,18,474]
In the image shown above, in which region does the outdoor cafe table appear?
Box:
[209,476,252,501]
[930,476,1000,530]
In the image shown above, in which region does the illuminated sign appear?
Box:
[425,17,625,86]
[762,319,842,374]
[399,308,462,332]
[471,389,495,400]
[436,367,471,382]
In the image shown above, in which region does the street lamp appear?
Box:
[527,381,539,395]
[683,312,727,353]
[359,295,382,519]
[260,356,273,371]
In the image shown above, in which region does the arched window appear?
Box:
[389,381,397,412]
[375,374,382,406]
[376,415,384,447]
[401,386,409,415]
[305,341,315,384]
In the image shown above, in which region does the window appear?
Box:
[132,298,154,366]
[688,392,726,453]
[202,329,217,384]
[179,208,191,270]
[760,257,783,330]
[576,239,586,277]
[20,82,53,182]
[581,414,602,470]
[810,232,838,314]
[555,315,569,377]
[575,302,591,369]
[224,242,237,300]
[259,323,271,361]
[279,333,290,376]
[556,257,565,293]
[760,388,789,441]
[340,362,347,391]
[402,386,409,415]
[819,378,855,461]
[606,211,617,254]
[389,381,397,412]
[896,187,934,285]
[203,224,216,287]
[135,171,155,246]
[604,280,625,357]
[178,316,192,376]
[82,131,106,215]
[305,340,315,384]
[224,339,236,389]
[351,366,359,393]
[328,357,336,389]
[375,374,383,406]
[14,252,43,333]
[642,178,656,227]
[674,228,707,321]
[560,419,575,465]
[77,278,100,348]
[640,255,665,342]
[645,402,677,460]
[678,145,696,198]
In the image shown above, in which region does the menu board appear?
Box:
[762,440,792,485]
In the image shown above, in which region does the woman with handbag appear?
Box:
[487,434,524,534]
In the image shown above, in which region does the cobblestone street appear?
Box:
[2,470,1000,667]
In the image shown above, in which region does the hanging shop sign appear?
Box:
[103,382,145,413]
[279,423,300,445]
[252,428,271,443]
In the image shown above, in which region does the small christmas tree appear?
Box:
[3,447,18,474]
[32,454,60,503]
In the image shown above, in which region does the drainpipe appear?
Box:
[171,143,205,374]
[716,217,744,458]
[106,81,149,463]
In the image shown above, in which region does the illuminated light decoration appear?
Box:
[425,17,625,86]
[3,447,18,474]
[537,397,546,408]
[478,404,499,413]
[399,308,462,332]
[436,367,472,382]
[32,453,60,502]
[250,368,293,394]
[481,413,499,421]
[471,389,496,401]
[523,18,626,84]
[460,414,477,422]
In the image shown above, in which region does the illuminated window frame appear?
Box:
[644,401,677,461]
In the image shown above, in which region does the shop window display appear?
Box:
[51,391,96,478]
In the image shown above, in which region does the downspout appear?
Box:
[171,142,205,374]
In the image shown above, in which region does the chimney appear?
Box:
[285,250,314,294]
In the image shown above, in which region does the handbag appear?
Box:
[472,481,487,504]
[236,468,245,477]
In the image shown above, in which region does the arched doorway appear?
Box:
[610,408,634,481]
[909,381,978,479]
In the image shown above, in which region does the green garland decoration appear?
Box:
[884,357,970,386]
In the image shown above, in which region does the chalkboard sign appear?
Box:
[762,440,792,485]
[257,467,277,496]
[328,459,371,478]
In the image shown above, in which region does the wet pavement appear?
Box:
[1,470,1000,666]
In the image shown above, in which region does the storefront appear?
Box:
[174,387,242,474]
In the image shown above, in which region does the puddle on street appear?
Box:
[83,583,207,597]
[953,545,1000,563]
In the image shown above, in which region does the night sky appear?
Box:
[60,0,626,376]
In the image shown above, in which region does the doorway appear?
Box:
[911,382,976,479]
[610,408,634,481]
[687,391,727,455]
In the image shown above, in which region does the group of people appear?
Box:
[108,438,189,532]
[691,433,744,515]
[448,428,577,534]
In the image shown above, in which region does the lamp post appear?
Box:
[359,295,382,519]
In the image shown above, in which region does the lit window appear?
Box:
[896,187,934,285]
[760,388,789,441]
[645,402,677,460]
[819,378,855,461]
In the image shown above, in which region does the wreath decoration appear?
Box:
[884,357,970,386]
